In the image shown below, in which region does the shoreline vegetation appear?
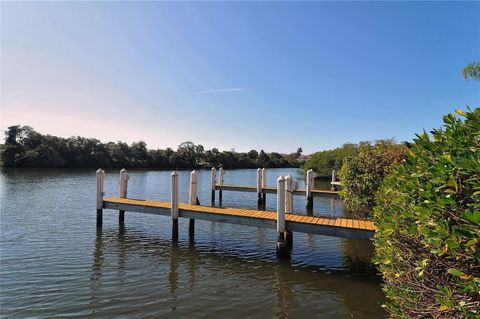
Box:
[0,125,303,169]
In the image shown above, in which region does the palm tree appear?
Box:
[462,61,480,81]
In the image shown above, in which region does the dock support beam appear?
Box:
[218,167,224,205]
[276,176,288,256]
[261,168,267,206]
[171,171,179,241]
[188,170,198,240]
[306,169,314,209]
[256,168,262,207]
[118,169,128,224]
[211,167,216,205]
[96,169,105,228]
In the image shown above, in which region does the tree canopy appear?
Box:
[1,125,302,169]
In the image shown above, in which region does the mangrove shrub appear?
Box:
[303,143,357,177]
[339,140,406,218]
[374,109,480,318]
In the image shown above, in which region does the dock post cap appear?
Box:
[96,168,104,173]
[120,168,127,173]
[277,176,285,182]
[171,171,178,176]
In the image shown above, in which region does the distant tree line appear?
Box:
[0,125,303,169]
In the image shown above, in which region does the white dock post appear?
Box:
[331,170,337,191]
[285,175,293,215]
[284,175,294,250]
[261,168,267,205]
[256,168,262,205]
[276,176,287,255]
[96,169,105,228]
[171,171,179,240]
[219,167,224,204]
[188,170,198,239]
[306,169,314,209]
[118,169,128,224]
[211,167,216,204]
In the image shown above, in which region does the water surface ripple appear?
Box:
[1,168,385,318]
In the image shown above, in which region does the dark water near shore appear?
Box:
[0,167,385,318]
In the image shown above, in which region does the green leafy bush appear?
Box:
[339,140,406,218]
[374,108,480,318]
[303,143,357,177]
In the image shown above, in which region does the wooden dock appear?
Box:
[214,184,339,198]
[211,168,338,208]
[103,197,375,239]
[96,168,376,256]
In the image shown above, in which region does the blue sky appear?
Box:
[1,1,479,154]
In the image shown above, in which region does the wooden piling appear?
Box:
[285,175,293,215]
[276,176,288,255]
[188,170,198,240]
[211,167,216,205]
[306,170,314,209]
[256,168,262,206]
[285,175,294,250]
[96,169,105,228]
[218,167,224,205]
[286,230,293,250]
[118,169,128,224]
[261,168,267,205]
[331,170,337,191]
[171,171,179,240]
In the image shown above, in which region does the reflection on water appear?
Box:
[87,225,384,318]
[1,168,385,318]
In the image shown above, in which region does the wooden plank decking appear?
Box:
[103,197,375,239]
[215,184,339,198]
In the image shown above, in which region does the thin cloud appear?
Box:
[198,87,247,94]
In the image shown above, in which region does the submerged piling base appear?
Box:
[276,233,289,256]
[172,219,179,241]
[211,190,215,206]
[189,219,195,240]
[306,196,313,209]
[96,209,103,228]
[285,231,293,250]
[119,210,125,224]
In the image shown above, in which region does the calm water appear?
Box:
[0,167,385,318]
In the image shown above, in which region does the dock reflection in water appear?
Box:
[90,225,385,318]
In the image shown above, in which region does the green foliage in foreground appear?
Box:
[303,143,357,177]
[374,108,480,318]
[1,125,300,169]
[338,140,406,218]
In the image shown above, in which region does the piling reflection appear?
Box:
[273,259,294,319]
[90,228,385,318]
[169,241,179,294]
[90,228,104,307]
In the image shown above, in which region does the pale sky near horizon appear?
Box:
[1,1,479,154]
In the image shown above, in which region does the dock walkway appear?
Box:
[103,197,375,239]
[96,168,376,255]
